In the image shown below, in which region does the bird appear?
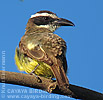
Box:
[15,10,74,90]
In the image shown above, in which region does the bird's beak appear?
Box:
[55,18,75,26]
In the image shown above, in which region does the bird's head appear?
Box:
[26,10,75,33]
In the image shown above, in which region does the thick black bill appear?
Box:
[55,18,75,26]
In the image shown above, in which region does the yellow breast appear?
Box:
[15,47,54,78]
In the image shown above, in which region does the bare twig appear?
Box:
[0,71,103,100]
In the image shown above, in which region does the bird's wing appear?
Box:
[19,32,53,65]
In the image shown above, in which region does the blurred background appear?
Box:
[0,0,103,100]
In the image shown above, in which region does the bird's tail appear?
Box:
[51,59,69,88]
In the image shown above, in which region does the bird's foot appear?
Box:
[29,64,42,83]
[47,82,57,93]
[29,72,42,83]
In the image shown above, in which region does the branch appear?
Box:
[0,71,103,100]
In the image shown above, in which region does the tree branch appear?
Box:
[0,71,103,100]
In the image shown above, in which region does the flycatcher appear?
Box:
[15,10,74,89]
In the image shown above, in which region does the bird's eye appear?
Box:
[44,17,49,20]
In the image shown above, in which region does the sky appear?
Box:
[0,0,103,100]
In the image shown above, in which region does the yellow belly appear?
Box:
[15,47,54,78]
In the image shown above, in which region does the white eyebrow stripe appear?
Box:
[31,13,58,18]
